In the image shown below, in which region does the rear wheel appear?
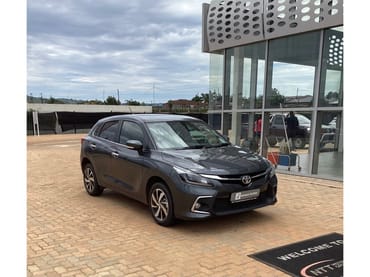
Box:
[293,137,306,149]
[83,163,104,196]
[149,183,175,227]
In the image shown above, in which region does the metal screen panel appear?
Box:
[202,0,343,52]
[264,0,343,40]
[206,0,264,52]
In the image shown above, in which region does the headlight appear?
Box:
[173,166,213,187]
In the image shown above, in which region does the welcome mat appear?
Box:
[249,233,343,277]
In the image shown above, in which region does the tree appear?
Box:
[104,96,120,105]
[87,99,104,105]
[46,97,64,104]
[126,99,141,106]
[192,94,202,102]
[192,92,209,103]
[270,88,285,107]
[200,93,209,104]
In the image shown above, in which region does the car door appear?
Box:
[89,120,121,189]
[109,120,146,199]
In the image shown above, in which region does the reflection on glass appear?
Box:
[266,31,320,108]
[224,42,265,110]
[316,111,343,179]
[209,53,224,110]
[208,113,222,132]
[319,27,343,107]
[265,111,313,174]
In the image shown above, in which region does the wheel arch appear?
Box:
[146,176,170,204]
[81,157,91,171]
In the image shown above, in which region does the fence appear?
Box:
[27,112,209,135]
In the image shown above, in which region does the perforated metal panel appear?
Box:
[326,29,343,69]
[202,0,343,52]
[264,0,343,40]
[206,0,264,51]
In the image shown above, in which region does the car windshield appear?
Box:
[147,120,229,150]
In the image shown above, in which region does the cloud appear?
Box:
[27,0,209,102]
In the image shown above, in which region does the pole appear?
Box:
[153,83,155,105]
[280,103,291,153]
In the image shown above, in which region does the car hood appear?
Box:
[161,145,269,175]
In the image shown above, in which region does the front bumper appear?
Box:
[172,174,278,221]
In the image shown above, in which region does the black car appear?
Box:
[80,114,277,226]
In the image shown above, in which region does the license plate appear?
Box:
[230,189,260,203]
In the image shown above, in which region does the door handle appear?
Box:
[111,151,119,158]
[89,143,96,150]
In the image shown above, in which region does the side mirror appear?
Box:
[126,140,143,151]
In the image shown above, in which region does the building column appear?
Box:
[230,47,244,145]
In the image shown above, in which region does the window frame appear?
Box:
[95,120,121,143]
[118,120,146,146]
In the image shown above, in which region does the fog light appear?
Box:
[191,196,212,215]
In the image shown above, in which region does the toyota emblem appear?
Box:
[241,175,252,185]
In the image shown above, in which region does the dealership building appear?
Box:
[202,0,343,180]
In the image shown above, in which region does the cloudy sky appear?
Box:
[27,0,209,103]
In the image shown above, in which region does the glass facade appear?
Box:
[208,27,343,180]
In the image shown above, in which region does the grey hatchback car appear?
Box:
[80,114,277,226]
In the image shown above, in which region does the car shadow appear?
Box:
[173,210,275,234]
[83,189,276,232]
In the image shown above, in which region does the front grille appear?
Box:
[211,181,277,215]
[217,170,268,186]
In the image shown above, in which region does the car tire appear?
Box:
[149,182,175,227]
[293,137,306,149]
[83,163,104,196]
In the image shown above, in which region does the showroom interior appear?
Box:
[202,0,343,180]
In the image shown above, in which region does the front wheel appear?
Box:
[149,183,175,227]
[83,163,104,196]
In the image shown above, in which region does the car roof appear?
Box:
[97,113,201,124]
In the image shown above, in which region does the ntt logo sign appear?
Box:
[300,259,343,277]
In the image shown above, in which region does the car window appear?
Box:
[147,121,228,150]
[119,121,144,145]
[98,120,120,142]
[274,115,283,125]
[92,122,103,136]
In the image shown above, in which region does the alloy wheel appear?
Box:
[84,167,95,193]
[151,188,169,222]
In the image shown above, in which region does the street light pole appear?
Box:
[153,83,155,105]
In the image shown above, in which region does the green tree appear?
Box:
[104,96,120,105]
[270,88,285,107]
[192,94,202,102]
[87,99,104,105]
[126,99,141,106]
[192,93,209,103]
[200,93,209,104]
[47,97,64,104]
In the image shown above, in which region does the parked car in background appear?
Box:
[80,114,278,226]
[267,113,336,149]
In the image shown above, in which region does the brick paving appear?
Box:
[27,134,343,277]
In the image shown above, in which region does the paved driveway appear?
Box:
[27,134,343,277]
